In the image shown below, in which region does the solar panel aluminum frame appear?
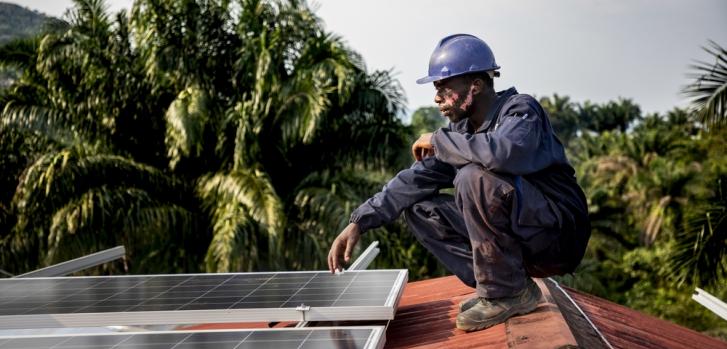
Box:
[16,246,126,278]
[0,326,387,349]
[0,270,408,329]
[693,287,727,321]
[348,241,380,271]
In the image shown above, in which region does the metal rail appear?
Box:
[348,241,380,271]
[547,277,614,349]
[693,288,727,321]
[16,246,126,278]
[295,241,381,328]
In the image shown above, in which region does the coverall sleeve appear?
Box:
[349,156,456,232]
[431,95,552,175]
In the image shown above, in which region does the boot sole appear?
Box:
[455,299,539,332]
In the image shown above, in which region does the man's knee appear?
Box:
[453,163,513,200]
[453,163,483,190]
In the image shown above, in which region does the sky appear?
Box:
[10,0,727,119]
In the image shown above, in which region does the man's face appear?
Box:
[433,76,476,123]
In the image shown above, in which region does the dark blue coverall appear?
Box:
[349,87,590,298]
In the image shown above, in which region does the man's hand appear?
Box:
[327,223,361,273]
[412,133,434,161]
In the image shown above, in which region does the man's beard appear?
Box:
[445,111,467,123]
[446,89,474,123]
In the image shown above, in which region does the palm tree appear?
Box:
[666,125,727,288]
[0,0,411,274]
[581,98,641,133]
[683,40,727,128]
[667,40,727,287]
[539,94,579,145]
[0,0,202,274]
[135,0,409,271]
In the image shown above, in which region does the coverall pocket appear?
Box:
[515,178,561,229]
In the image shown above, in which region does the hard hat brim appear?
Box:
[417,67,501,85]
[416,75,444,84]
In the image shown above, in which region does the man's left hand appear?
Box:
[412,133,434,161]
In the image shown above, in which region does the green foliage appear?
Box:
[553,102,727,336]
[582,98,641,133]
[539,53,727,335]
[670,176,727,288]
[539,94,579,145]
[197,169,284,272]
[0,0,413,276]
[619,245,727,334]
[410,106,446,136]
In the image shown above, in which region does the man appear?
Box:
[327,34,590,332]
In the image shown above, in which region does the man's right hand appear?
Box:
[327,223,361,273]
[412,132,434,161]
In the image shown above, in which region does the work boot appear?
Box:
[458,296,480,313]
[458,278,539,313]
[455,279,542,332]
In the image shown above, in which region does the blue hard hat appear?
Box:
[416,34,500,84]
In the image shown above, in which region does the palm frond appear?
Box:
[197,169,285,271]
[294,33,358,100]
[275,34,359,144]
[30,28,123,137]
[203,200,259,272]
[13,149,183,236]
[0,36,40,71]
[67,0,111,38]
[8,147,190,273]
[47,186,197,272]
[229,101,261,169]
[165,85,210,170]
[293,171,369,235]
[1,101,94,146]
[288,169,386,269]
[683,40,727,128]
[311,69,408,169]
[669,179,727,287]
[277,69,333,144]
[198,169,284,234]
[361,69,407,116]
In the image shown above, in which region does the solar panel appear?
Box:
[0,270,407,329]
[0,327,385,349]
